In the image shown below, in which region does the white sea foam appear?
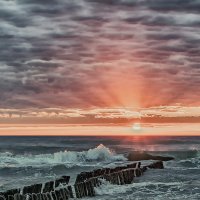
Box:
[0,144,126,168]
[93,179,200,200]
[95,179,185,196]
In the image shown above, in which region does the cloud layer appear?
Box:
[0,0,200,122]
[0,106,199,124]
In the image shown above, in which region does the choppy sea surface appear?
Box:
[0,136,199,200]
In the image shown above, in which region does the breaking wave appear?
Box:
[0,144,126,168]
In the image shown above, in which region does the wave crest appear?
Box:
[0,144,126,168]
[54,144,125,162]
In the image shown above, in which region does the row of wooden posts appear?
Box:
[0,161,164,200]
[0,187,74,200]
[0,176,70,199]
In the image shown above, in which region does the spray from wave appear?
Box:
[0,144,126,168]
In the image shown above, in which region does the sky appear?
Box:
[0,0,200,127]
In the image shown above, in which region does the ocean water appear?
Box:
[0,136,199,200]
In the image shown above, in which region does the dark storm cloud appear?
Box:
[0,0,199,112]
[86,0,200,13]
[145,0,200,13]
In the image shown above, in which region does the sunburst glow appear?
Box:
[132,123,142,132]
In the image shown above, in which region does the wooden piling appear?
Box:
[31,193,37,200]
[55,176,70,188]
[23,184,42,195]
[67,186,74,198]
[85,181,95,197]
[8,195,14,200]
[14,194,25,200]
[60,188,68,200]
[82,183,87,197]
[129,169,135,182]
[118,171,125,185]
[82,182,87,197]
[46,193,52,200]
[63,188,70,200]
[125,170,133,184]
[136,162,141,168]
[36,193,42,200]
[55,190,64,200]
[74,184,81,199]
[109,173,119,185]
[41,194,47,200]
[43,181,54,193]
[26,194,32,200]
[79,183,86,197]
[50,191,57,200]
[61,176,70,184]
[134,168,142,177]
[14,194,20,200]
[2,189,20,199]
[0,196,5,200]
[122,170,129,184]
[93,169,102,177]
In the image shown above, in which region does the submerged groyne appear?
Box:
[0,161,164,200]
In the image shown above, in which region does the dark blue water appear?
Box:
[0,136,200,199]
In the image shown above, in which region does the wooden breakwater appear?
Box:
[0,176,71,200]
[0,161,164,200]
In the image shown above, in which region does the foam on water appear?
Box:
[0,136,200,199]
[95,179,184,195]
[92,179,200,200]
[0,144,126,168]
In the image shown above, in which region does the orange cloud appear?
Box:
[0,106,199,124]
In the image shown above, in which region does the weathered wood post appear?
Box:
[23,184,42,195]
[26,194,31,200]
[125,170,133,184]
[55,190,62,200]
[63,188,71,200]
[78,183,83,198]
[82,183,87,197]
[58,189,67,200]
[0,196,6,200]
[41,193,47,200]
[36,193,42,200]
[67,186,73,198]
[109,173,120,185]
[122,170,129,184]
[85,181,95,197]
[81,182,87,197]
[43,181,54,193]
[34,184,43,194]
[8,195,14,200]
[118,171,125,185]
[50,191,57,200]
[46,193,52,200]
[14,194,25,200]
[74,184,79,199]
[2,189,20,199]
[14,193,20,200]
[55,176,70,188]
[31,193,37,200]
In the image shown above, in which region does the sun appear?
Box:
[132,123,142,132]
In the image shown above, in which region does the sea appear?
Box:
[0,136,199,200]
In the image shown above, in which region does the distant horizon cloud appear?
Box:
[0,0,199,124]
[0,106,199,124]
